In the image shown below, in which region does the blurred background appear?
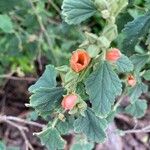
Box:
[0,0,150,149]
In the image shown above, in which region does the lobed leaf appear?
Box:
[116,54,134,72]
[0,0,25,12]
[76,82,89,100]
[62,0,96,24]
[29,87,65,116]
[29,65,57,93]
[70,134,94,150]
[0,141,5,150]
[0,15,13,33]
[122,12,150,53]
[125,99,147,118]
[130,54,149,73]
[74,108,107,143]
[56,116,75,135]
[71,142,94,150]
[143,70,150,80]
[85,61,122,116]
[128,83,148,102]
[38,127,66,150]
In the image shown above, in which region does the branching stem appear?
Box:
[0,115,45,150]
[28,0,57,65]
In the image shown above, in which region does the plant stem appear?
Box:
[0,115,37,150]
[51,110,66,128]
[6,116,45,128]
[52,118,59,128]
[0,115,45,128]
[28,0,57,65]
[0,75,36,82]
[48,0,61,14]
[113,89,127,111]
[123,125,150,134]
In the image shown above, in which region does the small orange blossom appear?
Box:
[70,50,91,73]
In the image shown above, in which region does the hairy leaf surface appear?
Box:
[29,65,57,93]
[30,87,65,116]
[74,108,107,142]
[38,128,66,150]
[122,12,150,52]
[0,15,13,33]
[85,61,122,116]
[128,83,148,102]
[62,0,96,24]
[130,54,149,73]
[125,100,147,118]
[116,55,133,72]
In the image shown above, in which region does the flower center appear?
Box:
[77,54,85,65]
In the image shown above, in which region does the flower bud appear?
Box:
[106,48,121,62]
[127,75,136,87]
[70,50,91,73]
[61,94,78,110]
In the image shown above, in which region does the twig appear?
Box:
[48,0,61,14]
[0,117,33,150]
[113,89,127,111]
[0,75,36,82]
[28,0,57,65]
[0,95,6,114]
[116,114,135,125]
[14,31,23,51]
[122,125,150,134]
[20,129,34,150]
[5,116,45,128]
[0,115,45,150]
[37,32,43,71]
[115,114,150,134]
[1,118,28,132]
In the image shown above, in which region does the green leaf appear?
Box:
[29,65,57,93]
[38,127,66,150]
[0,15,13,33]
[85,61,122,116]
[128,83,148,102]
[71,142,94,150]
[145,0,150,9]
[116,55,134,72]
[0,0,25,12]
[29,87,65,116]
[56,116,74,134]
[76,82,89,100]
[26,111,39,121]
[62,0,96,25]
[71,134,94,150]
[64,69,79,92]
[125,99,147,118]
[106,110,118,123]
[110,0,128,17]
[122,12,150,53]
[87,45,100,58]
[143,70,150,80]
[0,141,5,150]
[101,24,118,43]
[116,12,133,32]
[130,54,149,73]
[74,108,107,143]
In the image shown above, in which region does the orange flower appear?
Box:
[127,75,136,87]
[106,48,121,62]
[61,94,78,110]
[70,50,91,73]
